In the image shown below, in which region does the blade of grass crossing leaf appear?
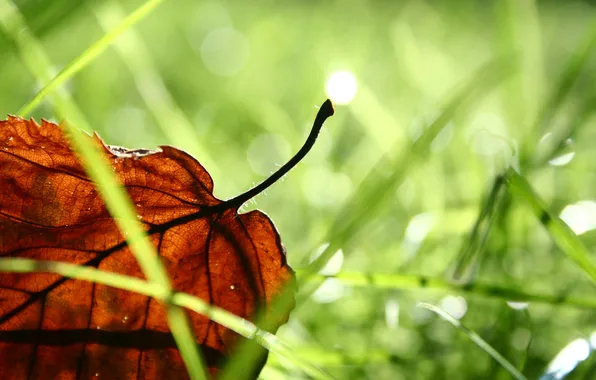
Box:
[0,2,207,378]
[92,0,219,178]
[219,281,326,380]
[418,303,527,380]
[18,0,168,117]
[0,258,333,380]
[505,168,596,285]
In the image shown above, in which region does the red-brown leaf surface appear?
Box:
[0,116,295,379]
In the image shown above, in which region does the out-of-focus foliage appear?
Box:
[3,0,596,378]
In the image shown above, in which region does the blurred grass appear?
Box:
[3,0,596,379]
[506,168,596,284]
[418,302,527,380]
[0,0,207,377]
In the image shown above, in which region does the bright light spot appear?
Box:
[438,295,467,320]
[325,71,358,105]
[199,27,249,77]
[402,212,436,259]
[311,278,344,303]
[405,212,436,243]
[549,152,575,166]
[544,338,590,379]
[540,132,553,144]
[589,331,596,348]
[321,249,344,275]
[466,114,512,158]
[309,244,344,276]
[506,301,529,310]
[385,299,400,329]
[560,201,596,235]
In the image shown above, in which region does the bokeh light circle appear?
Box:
[325,71,358,105]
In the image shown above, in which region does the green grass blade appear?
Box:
[0,258,331,379]
[0,2,207,378]
[452,175,507,281]
[535,19,596,132]
[219,280,326,380]
[418,302,527,380]
[505,168,596,285]
[299,271,596,310]
[520,19,596,167]
[496,0,545,128]
[92,0,219,178]
[533,94,596,168]
[18,0,168,117]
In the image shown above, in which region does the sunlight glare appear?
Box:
[544,338,590,379]
[325,71,358,105]
[439,295,467,320]
[549,152,575,166]
[559,200,596,235]
[385,299,400,329]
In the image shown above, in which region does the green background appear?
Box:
[3,0,596,378]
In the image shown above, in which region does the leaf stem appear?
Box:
[225,100,334,208]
